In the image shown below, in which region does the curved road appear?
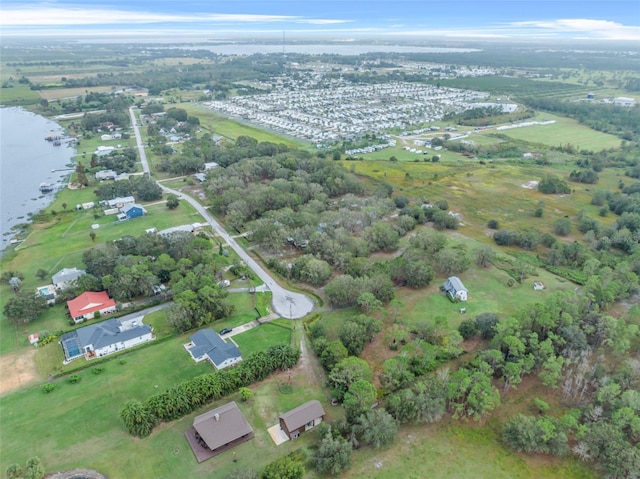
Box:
[129,107,314,319]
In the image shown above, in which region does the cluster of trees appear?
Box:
[93,148,138,174]
[120,344,300,437]
[538,175,571,194]
[94,175,162,202]
[206,150,365,232]
[569,168,599,184]
[3,289,49,326]
[461,291,639,396]
[78,232,234,318]
[320,230,471,308]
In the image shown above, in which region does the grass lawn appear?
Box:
[232,322,293,356]
[0,317,331,478]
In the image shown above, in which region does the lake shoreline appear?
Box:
[0,107,77,253]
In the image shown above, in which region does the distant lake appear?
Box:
[0,107,76,250]
[179,43,480,55]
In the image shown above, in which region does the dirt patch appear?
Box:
[0,349,39,395]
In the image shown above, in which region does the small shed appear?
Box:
[121,203,146,219]
[533,281,545,291]
[443,276,468,302]
[279,400,326,439]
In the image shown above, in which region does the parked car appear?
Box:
[219,328,233,335]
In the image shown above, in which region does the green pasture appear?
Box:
[178,103,309,148]
[493,112,621,150]
[0,84,41,104]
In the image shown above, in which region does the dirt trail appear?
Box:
[0,349,38,395]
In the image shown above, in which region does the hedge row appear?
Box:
[120,344,300,437]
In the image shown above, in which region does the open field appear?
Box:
[0,84,42,104]
[349,158,619,245]
[178,103,310,148]
[492,112,622,150]
[233,322,293,356]
[38,86,129,101]
[340,420,596,479]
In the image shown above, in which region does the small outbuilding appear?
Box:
[185,401,254,463]
[533,281,545,291]
[279,400,326,439]
[443,276,468,302]
[120,203,146,219]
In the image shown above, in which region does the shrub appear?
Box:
[92,366,105,375]
[458,319,479,340]
[68,374,81,384]
[487,219,500,229]
[42,383,55,394]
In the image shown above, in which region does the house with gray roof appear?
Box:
[184,329,242,370]
[185,401,254,462]
[106,196,135,208]
[52,267,86,290]
[60,314,153,363]
[443,276,468,302]
[95,169,117,181]
[279,400,326,439]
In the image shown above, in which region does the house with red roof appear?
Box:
[67,291,116,323]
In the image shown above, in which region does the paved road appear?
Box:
[129,107,314,319]
[129,107,150,176]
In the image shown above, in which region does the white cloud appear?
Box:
[510,18,640,40]
[2,7,301,25]
[295,19,352,25]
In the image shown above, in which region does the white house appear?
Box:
[533,281,545,291]
[443,276,468,302]
[60,314,154,362]
[185,329,242,370]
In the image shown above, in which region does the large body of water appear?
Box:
[0,107,76,250]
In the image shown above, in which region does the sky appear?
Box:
[2,0,639,41]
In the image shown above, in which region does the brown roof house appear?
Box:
[185,401,254,463]
[279,400,326,440]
